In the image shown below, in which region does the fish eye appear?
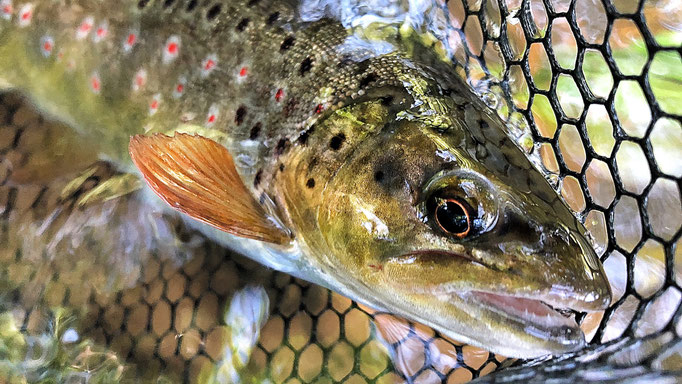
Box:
[428,194,472,238]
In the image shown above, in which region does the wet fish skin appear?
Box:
[0,0,610,358]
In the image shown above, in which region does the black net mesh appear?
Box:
[0,0,680,383]
[430,0,682,381]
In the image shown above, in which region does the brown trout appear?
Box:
[0,0,611,359]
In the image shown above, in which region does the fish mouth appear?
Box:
[465,291,580,338]
[381,249,610,356]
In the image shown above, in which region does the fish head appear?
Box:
[310,101,611,358]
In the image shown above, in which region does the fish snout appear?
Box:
[536,225,612,312]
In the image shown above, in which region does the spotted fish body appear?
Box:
[1,0,417,174]
[0,0,611,363]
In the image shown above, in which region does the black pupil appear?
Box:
[436,200,469,234]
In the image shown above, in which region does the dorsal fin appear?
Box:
[129,133,290,244]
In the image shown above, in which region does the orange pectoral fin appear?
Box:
[129,133,291,245]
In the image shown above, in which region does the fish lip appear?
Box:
[465,291,579,330]
[395,249,597,337]
[397,249,487,267]
[461,290,586,350]
[397,249,610,311]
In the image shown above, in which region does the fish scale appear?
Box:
[0,0,426,190]
[0,92,512,382]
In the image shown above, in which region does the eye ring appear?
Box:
[433,197,471,238]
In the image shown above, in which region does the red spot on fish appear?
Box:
[173,76,187,99]
[239,66,248,77]
[1,2,12,18]
[368,264,383,271]
[132,69,147,92]
[40,36,54,57]
[90,73,101,94]
[275,88,284,102]
[201,55,218,77]
[95,26,107,40]
[163,36,181,64]
[315,104,324,114]
[76,17,94,39]
[149,94,161,115]
[206,104,219,126]
[93,22,109,43]
[122,31,138,52]
[17,4,32,26]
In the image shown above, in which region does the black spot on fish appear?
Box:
[186,0,198,12]
[329,133,345,150]
[235,106,247,125]
[373,155,404,191]
[275,138,288,156]
[380,95,394,105]
[137,0,150,9]
[297,130,309,145]
[306,178,315,188]
[359,73,378,88]
[279,163,285,172]
[253,170,262,187]
[337,57,354,68]
[162,0,176,9]
[299,57,313,76]
[236,18,250,31]
[206,4,221,20]
[249,123,261,140]
[355,60,371,74]
[441,161,457,171]
[266,11,280,25]
[280,36,295,51]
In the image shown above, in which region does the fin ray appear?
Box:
[129,133,290,244]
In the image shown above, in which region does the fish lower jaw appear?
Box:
[468,291,581,335]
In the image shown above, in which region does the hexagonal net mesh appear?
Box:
[0,0,679,383]
[433,0,682,382]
